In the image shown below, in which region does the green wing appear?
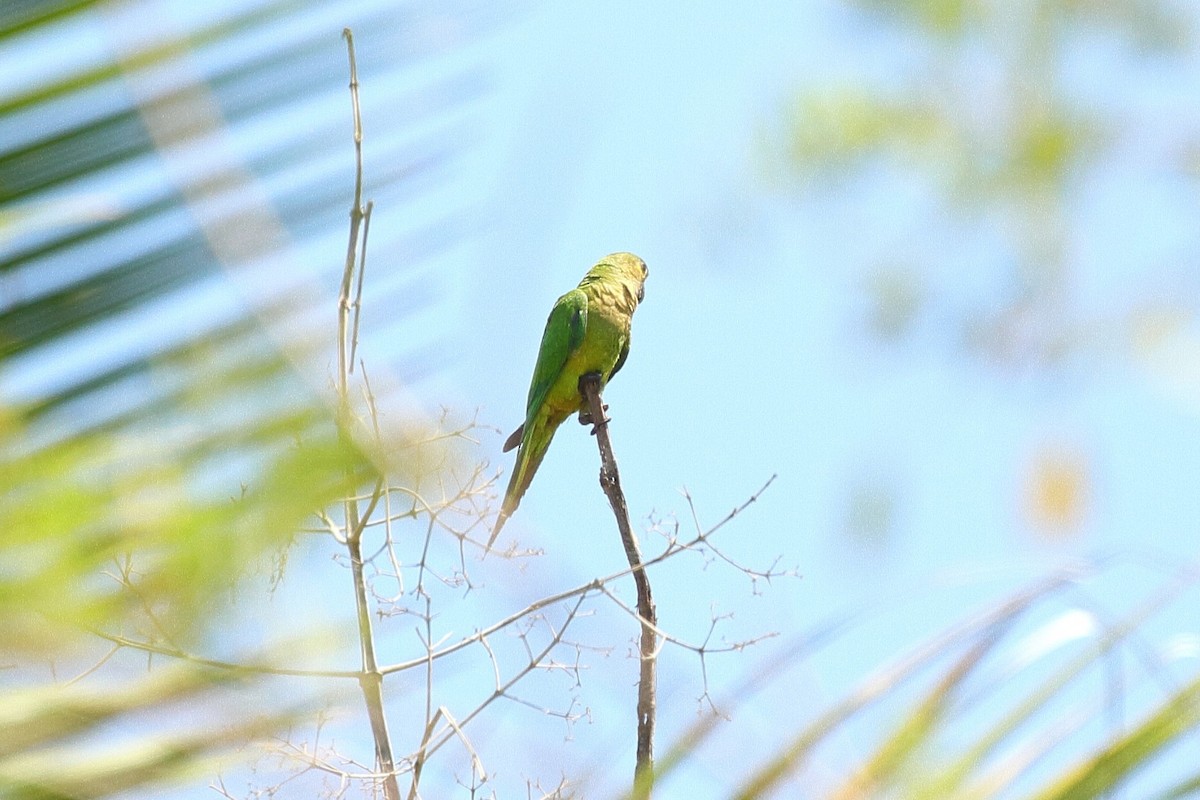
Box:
[524,288,588,423]
[609,336,631,381]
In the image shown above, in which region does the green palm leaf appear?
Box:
[0,2,496,796]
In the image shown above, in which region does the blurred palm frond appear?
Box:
[0,1,502,796]
[646,567,1200,799]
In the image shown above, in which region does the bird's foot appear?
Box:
[577,372,610,435]
[584,407,611,437]
[588,416,610,437]
[577,403,610,427]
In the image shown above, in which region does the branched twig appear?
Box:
[86,629,363,678]
[91,476,784,684]
[406,595,437,798]
[413,593,592,767]
[407,706,486,800]
[579,372,657,797]
[339,28,400,800]
[65,644,121,685]
[680,478,777,544]
[594,585,779,712]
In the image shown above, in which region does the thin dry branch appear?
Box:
[93,474,784,685]
[87,630,363,679]
[412,593,593,771]
[594,584,779,711]
[339,28,400,800]
[579,372,657,797]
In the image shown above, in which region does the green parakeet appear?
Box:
[489,252,649,548]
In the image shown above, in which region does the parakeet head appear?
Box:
[587,252,648,306]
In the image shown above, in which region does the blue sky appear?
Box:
[442,2,1200,589]
[421,2,1200,795]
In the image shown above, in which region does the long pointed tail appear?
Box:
[487,419,558,550]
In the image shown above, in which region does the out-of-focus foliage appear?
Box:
[745,5,1200,794]
[0,663,303,800]
[778,83,1099,207]
[767,0,1200,561]
[0,0,496,796]
[769,0,1198,369]
[0,359,366,654]
[1021,443,1090,537]
[645,566,1200,799]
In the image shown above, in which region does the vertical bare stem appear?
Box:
[579,373,657,797]
[339,28,364,399]
[340,28,400,800]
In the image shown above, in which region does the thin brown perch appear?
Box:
[579,372,657,796]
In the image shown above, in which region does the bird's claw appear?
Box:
[576,372,609,434]
[585,416,610,436]
[577,403,610,427]
[589,414,611,436]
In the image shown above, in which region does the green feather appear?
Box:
[488,252,648,550]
